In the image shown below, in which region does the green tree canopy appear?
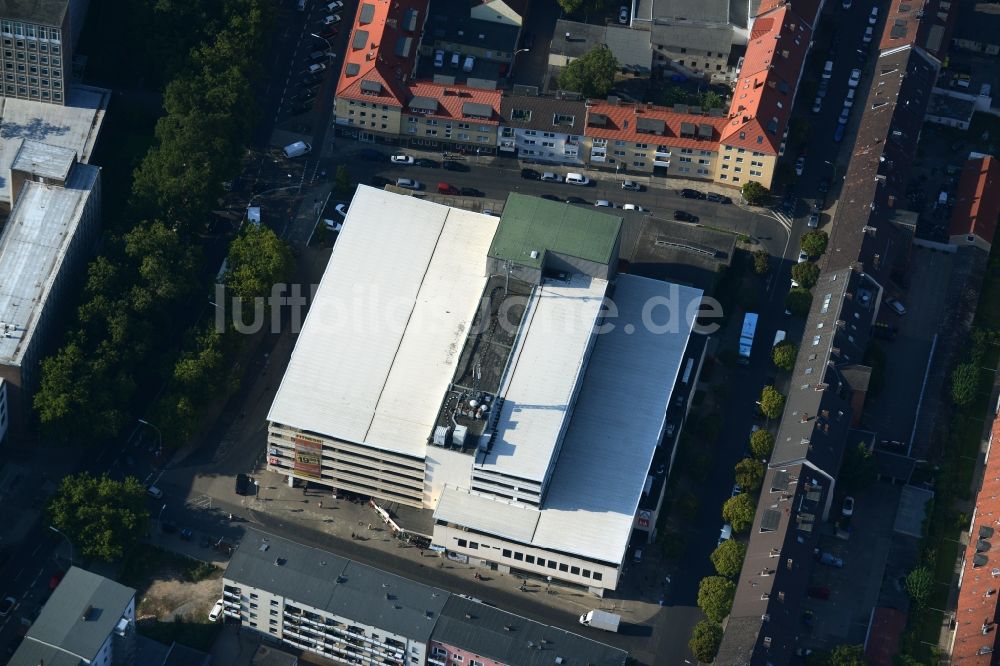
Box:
[335,165,353,197]
[750,428,775,459]
[557,46,618,98]
[752,249,770,275]
[710,539,747,578]
[759,385,786,420]
[905,566,934,607]
[697,576,736,622]
[772,340,797,371]
[723,492,757,533]
[225,224,294,302]
[741,181,770,205]
[951,362,980,406]
[48,473,150,562]
[734,458,765,492]
[700,90,725,109]
[688,620,724,662]
[785,287,813,317]
[839,442,877,493]
[800,230,829,257]
[791,261,820,289]
[828,644,865,666]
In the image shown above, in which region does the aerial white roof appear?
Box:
[476,274,607,483]
[267,186,499,458]
[0,164,100,365]
[435,275,703,564]
[0,86,109,203]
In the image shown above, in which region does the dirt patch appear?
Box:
[139,569,224,620]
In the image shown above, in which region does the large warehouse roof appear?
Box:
[437,275,702,564]
[476,274,607,482]
[267,187,499,457]
[488,194,621,270]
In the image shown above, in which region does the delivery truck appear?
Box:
[579,609,621,632]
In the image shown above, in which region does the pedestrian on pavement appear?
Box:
[318,501,323,509]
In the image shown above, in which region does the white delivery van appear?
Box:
[822,61,834,79]
[565,172,590,185]
[579,610,621,632]
[283,141,312,158]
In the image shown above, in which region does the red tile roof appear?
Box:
[719,5,812,155]
[336,0,426,106]
[753,0,823,29]
[865,607,907,666]
[878,0,927,52]
[949,155,1000,247]
[583,102,728,151]
[952,414,1000,663]
[406,81,502,124]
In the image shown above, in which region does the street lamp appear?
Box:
[158,503,167,523]
[508,48,530,80]
[48,525,74,567]
[310,32,332,48]
[138,419,162,455]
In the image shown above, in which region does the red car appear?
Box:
[437,182,459,195]
[806,586,830,600]
[48,572,64,591]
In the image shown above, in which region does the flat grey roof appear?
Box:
[10,139,76,180]
[409,95,439,112]
[0,162,99,366]
[12,566,134,665]
[225,529,450,643]
[0,0,68,25]
[603,25,652,71]
[653,0,730,22]
[0,85,109,203]
[433,596,628,666]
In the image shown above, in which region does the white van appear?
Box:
[565,172,590,185]
[283,141,312,158]
[462,55,475,73]
[822,61,834,79]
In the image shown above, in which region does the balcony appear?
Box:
[653,159,671,167]
[654,150,672,159]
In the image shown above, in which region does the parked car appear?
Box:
[794,156,805,176]
[334,203,349,218]
[323,217,343,233]
[437,182,459,195]
[565,172,590,185]
[618,5,630,23]
[842,496,855,517]
[798,250,809,263]
[442,160,469,172]
[540,171,560,182]
[818,552,844,568]
[434,50,445,68]
[179,528,193,541]
[622,204,645,211]
[326,1,343,9]
[209,599,225,622]
[869,6,878,23]
[301,72,323,85]
[812,96,822,113]
[731,484,743,497]
[395,178,422,190]
[808,212,820,228]
[863,26,873,43]
[235,473,250,495]
[706,193,732,204]
[306,62,326,74]
[0,596,16,618]
[319,27,338,40]
[838,107,851,125]
[308,50,330,62]
[718,523,733,546]
[48,572,64,590]
[621,179,642,191]
[594,199,613,207]
[459,186,482,197]
[844,88,856,108]
[541,194,561,201]
[680,188,706,199]
[521,168,541,180]
[673,210,698,222]
[391,154,414,165]
[818,177,830,194]
[147,485,163,499]
[885,297,907,315]
[848,68,862,88]
[807,586,831,600]
[834,123,846,143]
[566,196,587,204]
[323,14,341,25]
[415,158,439,168]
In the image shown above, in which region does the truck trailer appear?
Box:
[579,609,621,632]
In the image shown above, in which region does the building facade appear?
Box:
[498,93,586,164]
[0,1,73,104]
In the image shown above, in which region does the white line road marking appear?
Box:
[14,567,24,581]
[31,543,42,556]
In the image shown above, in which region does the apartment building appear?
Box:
[583,99,726,179]
[9,566,136,666]
[0,140,101,436]
[0,0,81,104]
[223,529,628,666]
[498,92,586,164]
[948,154,1000,253]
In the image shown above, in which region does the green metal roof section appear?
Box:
[488,193,622,269]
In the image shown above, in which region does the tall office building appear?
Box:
[0,0,82,104]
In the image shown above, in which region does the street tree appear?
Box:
[734,458,765,492]
[759,385,786,420]
[951,362,980,406]
[905,565,934,607]
[800,230,829,256]
[710,539,747,578]
[828,644,865,666]
[740,181,769,205]
[791,261,820,289]
[697,576,736,622]
[750,428,775,459]
[785,287,813,316]
[752,250,770,275]
[335,165,353,197]
[772,341,797,371]
[48,473,149,562]
[700,90,725,109]
[688,620,724,662]
[224,224,294,302]
[557,46,618,98]
[722,493,757,533]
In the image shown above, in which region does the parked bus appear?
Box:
[739,313,758,364]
